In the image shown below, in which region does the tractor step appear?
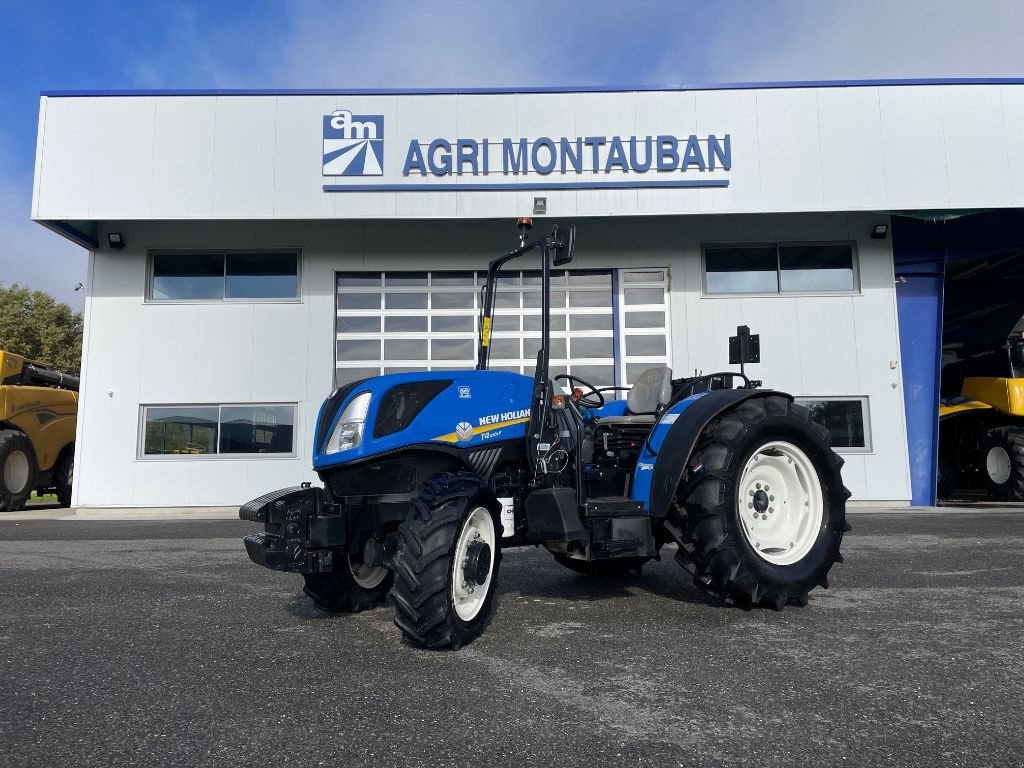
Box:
[582,496,647,518]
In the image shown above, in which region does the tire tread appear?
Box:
[389,471,500,650]
[669,395,850,609]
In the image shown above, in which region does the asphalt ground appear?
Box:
[0,512,1022,768]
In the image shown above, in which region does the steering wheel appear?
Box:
[554,374,606,409]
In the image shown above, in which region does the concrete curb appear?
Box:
[0,507,239,522]
[2,504,1021,522]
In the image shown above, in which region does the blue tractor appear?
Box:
[241,224,850,649]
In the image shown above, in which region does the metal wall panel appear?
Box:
[1001,86,1024,206]
[817,87,886,210]
[152,97,217,217]
[879,86,950,209]
[35,84,1024,223]
[211,98,277,218]
[753,89,825,212]
[938,86,1013,208]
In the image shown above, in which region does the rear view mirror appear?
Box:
[550,225,575,266]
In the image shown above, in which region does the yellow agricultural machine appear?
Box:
[939,319,1024,501]
[0,350,79,510]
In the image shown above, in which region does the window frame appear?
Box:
[137,402,299,460]
[700,240,860,297]
[793,395,872,453]
[146,249,302,304]
[333,267,672,393]
[334,268,638,389]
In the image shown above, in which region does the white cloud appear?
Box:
[126,1,1024,93]
[657,0,1024,83]
[129,0,582,89]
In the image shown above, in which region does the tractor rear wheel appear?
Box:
[302,553,392,613]
[981,428,1024,502]
[390,472,501,650]
[0,430,36,512]
[553,554,649,577]
[671,396,850,609]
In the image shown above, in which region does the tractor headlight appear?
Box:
[325,392,371,454]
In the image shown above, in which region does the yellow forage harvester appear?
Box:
[0,350,78,511]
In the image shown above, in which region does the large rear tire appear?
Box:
[54,449,74,508]
[671,396,850,609]
[302,553,392,613]
[981,428,1024,502]
[0,430,36,512]
[390,472,501,650]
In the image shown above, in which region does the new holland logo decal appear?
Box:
[433,411,530,444]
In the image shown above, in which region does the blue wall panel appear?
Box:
[892,218,945,506]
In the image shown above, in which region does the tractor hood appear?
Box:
[313,370,533,469]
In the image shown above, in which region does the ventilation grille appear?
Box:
[468,448,501,479]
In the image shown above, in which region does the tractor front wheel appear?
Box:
[302,553,392,613]
[390,472,501,650]
[672,396,850,609]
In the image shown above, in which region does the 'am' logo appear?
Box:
[323,110,384,176]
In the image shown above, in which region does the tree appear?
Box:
[0,283,83,374]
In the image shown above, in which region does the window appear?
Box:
[704,246,778,294]
[618,269,672,386]
[779,245,856,292]
[335,268,671,393]
[152,253,224,300]
[704,243,856,295]
[141,404,296,457]
[150,251,299,301]
[794,397,870,451]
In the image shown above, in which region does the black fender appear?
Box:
[648,389,792,519]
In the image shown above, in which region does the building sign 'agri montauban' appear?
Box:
[322,110,731,191]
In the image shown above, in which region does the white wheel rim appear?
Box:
[347,555,389,589]
[451,506,496,621]
[737,441,824,566]
[986,446,1012,485]
[3,450,29,494]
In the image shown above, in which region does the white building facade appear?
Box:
[32,81,1024,508]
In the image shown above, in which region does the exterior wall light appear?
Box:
[871,224,889,239]
[108,232,126,250]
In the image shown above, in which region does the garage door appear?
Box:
[335,268,670,390]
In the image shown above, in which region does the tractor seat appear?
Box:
[596,366,673,426]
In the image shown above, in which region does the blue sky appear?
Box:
[2,0,1022,308]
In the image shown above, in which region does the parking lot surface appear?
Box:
[1,511,1022,767]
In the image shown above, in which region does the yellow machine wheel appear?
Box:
[0,430,37,512]
[54,449,74,508]
[982,428,1024,501]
